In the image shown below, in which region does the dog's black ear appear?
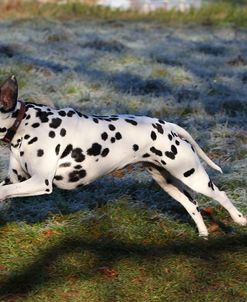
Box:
[0,75,18,112]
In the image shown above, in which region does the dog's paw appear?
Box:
[198,230,209,238]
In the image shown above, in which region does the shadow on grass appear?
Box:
[0,233,246,299]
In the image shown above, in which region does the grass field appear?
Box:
[0,1,247,301]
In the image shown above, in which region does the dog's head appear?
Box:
[0,75,18,113]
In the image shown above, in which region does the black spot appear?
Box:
[161,160,166,165]
[158,119,165,124]
[28,137,38,145]
[87,143,102,156]
[165,151,175,160]
[183,190,196,204]
[125,119,138,126]
[45,189,50,192]
[36,111,53,123]
[61,144,73,158]
[208,179,215,191]
[153,123,163,134]
[175,140,180,146]
[32,123,40,128]
[12,169,18,175]
[60,128,66,137]
[49,131,56,138]
[101,148,110,157]
[3,177,11,185]
[184,168,195,178]
[69,169,87,182]
[18,175,26,182]
[55,144,60,155]
[156,124,164,134]
[171,145,177,155]
[0,127,7,133]
[74,165,82,169]
[150,146,162,156]
[81,113,88,118]
[93,118,99,124]
[115,132,122,140]
[101,118,112,122]
[11,143,18,149]
[25,114,31,120]
[24,134,30,140]
[49,118,62,129]
[67,110,75,117]
[191,145,195,153]
[20,151,24,157]
[109,124,116,131]
[71,148,85,162]
[111,137,116,143]
[58,110,66,117]
[133,144,139,151]
[26,104,35,109]
[168,134,173,141]
[101,132,108,141]
[59,162,71,167]
[45,179,49,186]
[37,149,44,157]
[54,175,63,181]
[151,131,157,140]
[142,153,150,158]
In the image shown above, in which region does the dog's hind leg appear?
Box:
[179,166,247,227]
[145,164,209,237]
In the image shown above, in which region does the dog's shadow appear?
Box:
[0,172,246,299]
[0,170,187,225]
[0,169,238,237]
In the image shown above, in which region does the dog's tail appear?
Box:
[170,123,223,173]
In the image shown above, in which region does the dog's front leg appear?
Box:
[0,174,53,201]
[0,154,28,187]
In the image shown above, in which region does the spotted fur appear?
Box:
[0,76,246,238]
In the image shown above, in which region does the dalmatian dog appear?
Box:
[0,76,246,237]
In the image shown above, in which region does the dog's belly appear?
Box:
[53,155,140,190]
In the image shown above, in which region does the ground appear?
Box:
[0,3,246,301]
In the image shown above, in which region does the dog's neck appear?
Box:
[0,100,26,143]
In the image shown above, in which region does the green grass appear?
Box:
[0,200,246,302]
[1,1,247,27]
